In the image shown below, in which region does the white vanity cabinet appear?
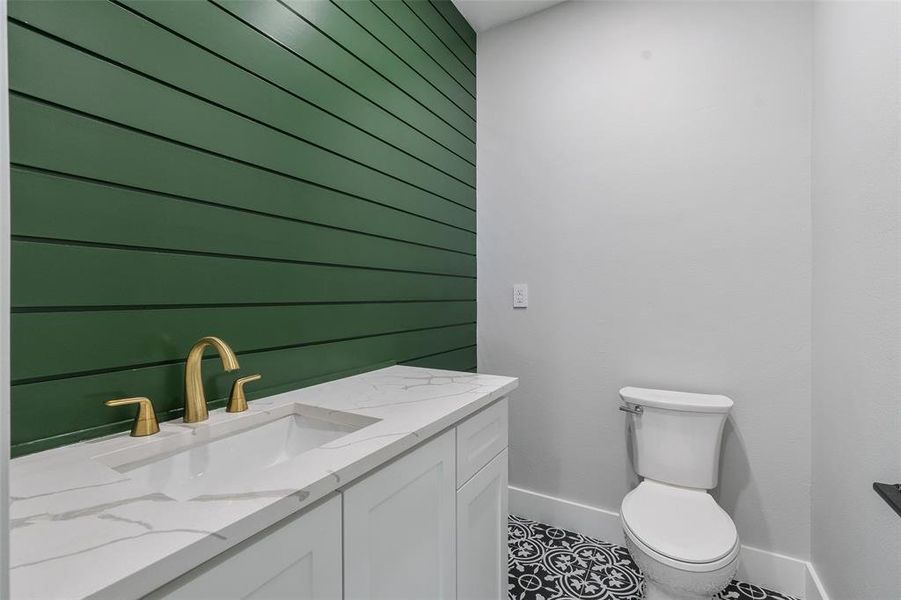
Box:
[457,449,509,600]
[147,494,342,599]
[455,398,509,600]
[342,399,509,600]
[147,397,509,600]
[343,430,458,599]
[455,398,509,487]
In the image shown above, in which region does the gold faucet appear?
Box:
[184,336,240,423]
[227,374,262,413]
[105,396,160,437]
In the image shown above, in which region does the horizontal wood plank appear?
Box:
[401,345,476,371]
[10,96,476,253]
[11,324,476,449]
[8,0,477,455]
[403,0,476,74]
[215,0,474,160]
[11,168,475,277]
[120,0,475,183]
[9,24,476,225]
[280,0,475,133]
[428,0,476,53]
[13,302,475,381]
[8,2,475,194]
[332,0,475,108]
[358,0,475,96]
[11,241,476,308]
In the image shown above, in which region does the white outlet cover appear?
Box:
[513,284,528,308]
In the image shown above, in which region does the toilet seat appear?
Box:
[621,480,739,573]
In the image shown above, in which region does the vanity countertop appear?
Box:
[9,366,518,599]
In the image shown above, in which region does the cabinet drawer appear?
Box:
[456,397,508,487]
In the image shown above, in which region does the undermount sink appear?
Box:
[95,403,378,501]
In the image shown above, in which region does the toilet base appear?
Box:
[625,534,739,600]
[643,579,720,600]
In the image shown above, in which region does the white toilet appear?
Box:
[618,387,740,600]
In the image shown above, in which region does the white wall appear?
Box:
[478,0,814,559]
[0,1,11,594]
[811,2,901,597]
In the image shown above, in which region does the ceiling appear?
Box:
[451,0,568,33]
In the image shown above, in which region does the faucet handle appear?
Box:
[227,374,262,413]
[105,397,160,437]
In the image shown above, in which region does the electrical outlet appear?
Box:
[513,284,529,308]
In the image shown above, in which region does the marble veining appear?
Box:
[10,366,517,599]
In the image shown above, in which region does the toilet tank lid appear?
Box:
[619,387,733,413]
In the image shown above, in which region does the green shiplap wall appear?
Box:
[8,0,477,457]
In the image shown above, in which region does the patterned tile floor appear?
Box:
[508,515,800,600]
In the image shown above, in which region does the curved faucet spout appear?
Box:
[184,336,240,423]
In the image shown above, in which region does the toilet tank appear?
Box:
[620,387,733,490]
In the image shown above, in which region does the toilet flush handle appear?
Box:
[618,404,643,415]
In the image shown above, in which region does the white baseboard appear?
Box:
[736,545,811,599]
[509,484,625,546]
[805,562,830,600]
[509,485,829,600]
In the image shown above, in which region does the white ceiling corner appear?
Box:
[451,0,568,34]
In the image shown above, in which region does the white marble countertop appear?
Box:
[9,366,518,599]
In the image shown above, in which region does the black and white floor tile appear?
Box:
[507,515,800,600]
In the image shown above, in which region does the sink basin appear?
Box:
[96,404,377,501]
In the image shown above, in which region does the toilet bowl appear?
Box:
[619,387,739,600]
[622,480,739,600]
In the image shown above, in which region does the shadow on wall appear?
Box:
[623,418,640,491]
[714,418,771,551]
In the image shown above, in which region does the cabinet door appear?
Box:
[457,449,508,600]
[343,430,456,600]
[148,494,342,600]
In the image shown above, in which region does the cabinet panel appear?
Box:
[457,449,509,600]
[343,430,456,600]
[456,397,508,487]
[147,494,342,599]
